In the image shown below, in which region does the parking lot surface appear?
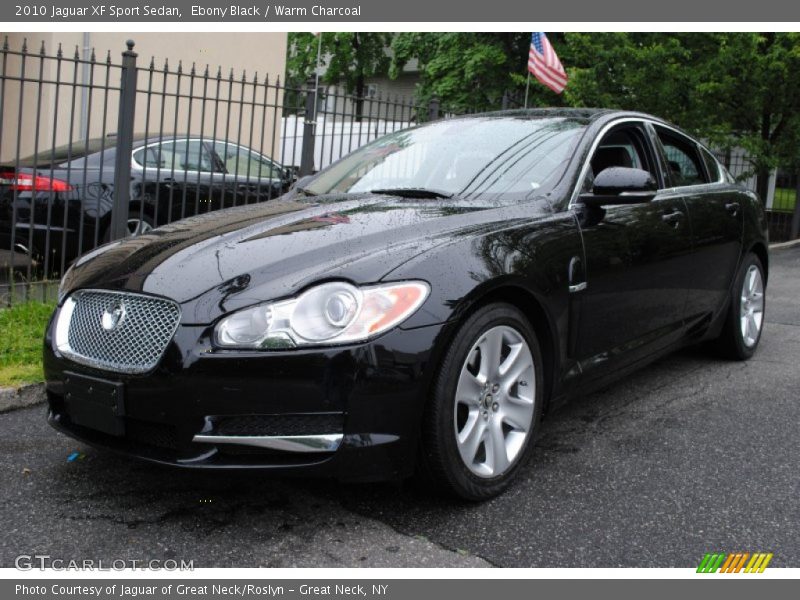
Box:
[1,246,798,568]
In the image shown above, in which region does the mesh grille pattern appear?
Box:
[215,413,345,437]
[62,290,181,373]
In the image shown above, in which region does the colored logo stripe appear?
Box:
[697,552,773,573]
[745,553,773,573]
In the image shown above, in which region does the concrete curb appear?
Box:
[770,239,800,250]
[0,382,46,413]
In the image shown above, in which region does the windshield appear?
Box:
[303,116,588,202]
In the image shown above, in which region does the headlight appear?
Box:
[215,280,430,349]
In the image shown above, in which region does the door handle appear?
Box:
[661,210,684,226]
[725,202,740,216]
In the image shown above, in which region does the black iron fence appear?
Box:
[0,37,453,303]
[715,148,800,243]
[1,37,798,305]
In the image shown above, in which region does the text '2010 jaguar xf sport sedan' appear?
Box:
[45,109,768,499]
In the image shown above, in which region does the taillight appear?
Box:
[0,171,73,192]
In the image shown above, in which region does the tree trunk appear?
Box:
[756,33,776,207]
[352,33,365,122]
[791,172,800,240]
[354,71,365,122]
[756,166,771,207]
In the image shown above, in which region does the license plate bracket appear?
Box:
[63,371,125,437]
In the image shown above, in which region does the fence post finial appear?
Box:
[109,38,139,241]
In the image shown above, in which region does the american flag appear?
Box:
[528,32,568,94]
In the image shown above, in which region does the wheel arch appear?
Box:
[748,241,769,284]
[430,282,559,414]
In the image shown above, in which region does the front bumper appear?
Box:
[44,311,448,481]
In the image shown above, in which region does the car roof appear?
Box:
[467,107,676,129]
[477,107,615,120]
[131,134,229,146]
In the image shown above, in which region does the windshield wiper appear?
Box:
[370,187,453,199]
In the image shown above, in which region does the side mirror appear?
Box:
[579,167,657,208]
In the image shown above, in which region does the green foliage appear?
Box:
[287,32,393,95]
[564,32,800,192]
[0,301,54,387]
[390,32,570,111]
[562,33,695,124]
[288,32,800,178]
[772,188,798,212]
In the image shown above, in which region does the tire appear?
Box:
[101,211,155,243]
[713,253,766,360]
[419,303,544,501]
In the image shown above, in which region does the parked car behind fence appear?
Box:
[0,38,448,295]
[1,134,295,278]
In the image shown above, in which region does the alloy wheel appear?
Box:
[127,218,153,236]
[740,264,764,348]
[453,325,536,478]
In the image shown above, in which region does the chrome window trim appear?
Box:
[131,138,216,174]
[652,123,727,187]
[131,138,283,181]
[696,144,727,185]
[568,117,726,209]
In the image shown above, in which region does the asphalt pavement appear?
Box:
[1,246,798,568]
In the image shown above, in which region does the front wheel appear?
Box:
[419,303,544,501]
[713,252,766,360]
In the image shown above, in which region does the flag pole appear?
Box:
[524,72,531,109]
[313,32,323,120]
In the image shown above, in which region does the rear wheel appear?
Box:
[101,212,155,243]
[419,303,544,500]
[713,252,766,360]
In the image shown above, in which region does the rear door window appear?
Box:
[700,147,722,183]
[654,127,708,187]
[133,140,215,173]
[211,142,283,180]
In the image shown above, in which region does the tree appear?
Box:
[563,32,800,203]
[290,32,800,205]
[389,32,565,112]
[286,33,392,118]
[696,33,800,201]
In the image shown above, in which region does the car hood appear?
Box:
[61,194,548,324]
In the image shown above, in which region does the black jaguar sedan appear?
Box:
[44,109,768,500]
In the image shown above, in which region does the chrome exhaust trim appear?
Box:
[192,433,343,453]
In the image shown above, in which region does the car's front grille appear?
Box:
[55,289,181,374]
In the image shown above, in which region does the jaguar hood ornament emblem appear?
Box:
[101,302,126,331]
